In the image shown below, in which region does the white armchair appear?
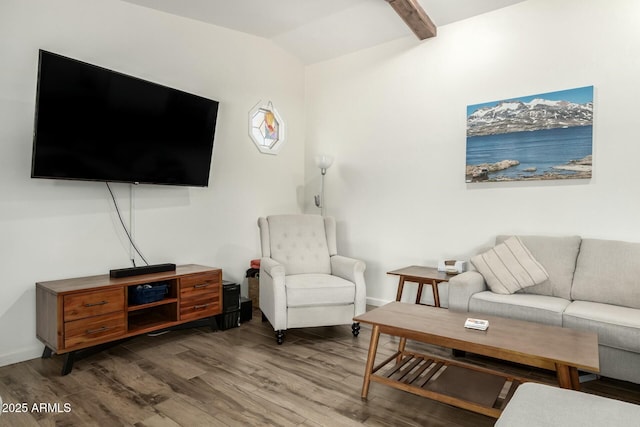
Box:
[257,214,366,344]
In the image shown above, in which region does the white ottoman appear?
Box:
[495,383,640,426]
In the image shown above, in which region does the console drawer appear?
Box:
[180,272,221,299]
[180,294,221,321]
[64,311,126,348]
[64,288,124,321]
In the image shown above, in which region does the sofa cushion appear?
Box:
[285,274,355,307]
[469,291,569,326]
[496,235,581,300]
[572,238,640,310]
[471,236,549,294]
[563,301,640,353]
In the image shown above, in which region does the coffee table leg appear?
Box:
[431,279,440,307]
[396,336,407,363]
[416,283,424,304]
[570,366,581,389]
[556,364,581,390]
[395,277,405,301]
[362,324,381,400]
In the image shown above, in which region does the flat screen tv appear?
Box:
[31,50,219,187]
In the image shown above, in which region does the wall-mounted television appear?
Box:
[31,50,219,187]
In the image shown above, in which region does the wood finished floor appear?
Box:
[1,309,640,426]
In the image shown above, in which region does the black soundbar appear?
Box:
[109,263,176,278]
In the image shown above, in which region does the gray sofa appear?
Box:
[447,235,640,384]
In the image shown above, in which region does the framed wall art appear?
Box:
[466,86,593,183]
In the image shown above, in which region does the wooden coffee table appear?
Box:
[354,302,599,418]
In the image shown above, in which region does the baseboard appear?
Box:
[366,297,392,307]
[0,345,42,368]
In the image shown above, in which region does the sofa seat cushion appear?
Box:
[496,235,581,300]
[469,291,570,326]
[563,301,640,353]
[572,238,640,310]
[285,274,355,307]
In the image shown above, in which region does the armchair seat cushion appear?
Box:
[286,274,356,307]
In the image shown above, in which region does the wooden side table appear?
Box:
[387,265,451,307]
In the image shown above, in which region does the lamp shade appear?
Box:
[315,155,334,170]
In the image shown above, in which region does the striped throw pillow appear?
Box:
[471,236,549,294]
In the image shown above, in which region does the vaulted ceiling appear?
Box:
[122,0,526,64]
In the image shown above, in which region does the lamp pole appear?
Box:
[314,155,333,215]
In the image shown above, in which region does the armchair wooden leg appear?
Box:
[275,330,285,345]
[352,322,361,337]
[261,311,267,322]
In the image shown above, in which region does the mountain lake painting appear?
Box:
[466,86,593,183]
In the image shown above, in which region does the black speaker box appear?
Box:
[222,281,240,312]
[240,297,252,323]
[217,310,240,330]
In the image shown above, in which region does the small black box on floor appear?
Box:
[240,297,252,323]
[217,309,240,330]
[217,281,241,330]
[222,280,240,312]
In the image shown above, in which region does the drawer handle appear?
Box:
[86,326,110,335]
[194,304,209,310]
[193,283,209,289]
[84,300,108,307]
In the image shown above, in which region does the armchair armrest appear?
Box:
[447,271,487,312]
[331,255,367,316]
[331,255,365,282]
[259,257,287,330]
[261,257,285,278]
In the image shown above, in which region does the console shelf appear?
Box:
[127,304,178,334]
[36,264,221,375]
[127,297,179,312]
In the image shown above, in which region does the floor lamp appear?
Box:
[314,155,333,216]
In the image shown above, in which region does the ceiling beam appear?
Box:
[386,0,437,40]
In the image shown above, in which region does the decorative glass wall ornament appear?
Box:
[249,100,286,154]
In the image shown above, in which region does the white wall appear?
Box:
[4,0,640,367]
[305,0,640,305]
[0,0,305,365]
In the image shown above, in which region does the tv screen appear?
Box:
[31,50,219,187]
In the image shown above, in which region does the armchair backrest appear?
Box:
[258,214,336,275]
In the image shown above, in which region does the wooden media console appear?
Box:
[36,264,222,375]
